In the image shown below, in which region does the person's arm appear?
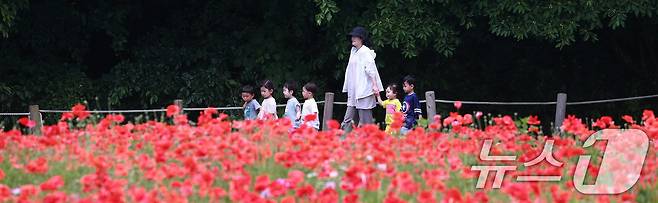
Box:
[376,93,385,107]
[313,102,320,129]
[258,101,270,119]
[295,103,301,121]
[257,107,263,119]
[414,96,422,119]
[313,104,320,120]
[364,53,381,93]
[371,77,379,93]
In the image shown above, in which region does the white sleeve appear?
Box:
[364,54,377,78]
[363,52,383,91]
[342,51,355,93]
[312,103,319,114]
[267,101,277,114]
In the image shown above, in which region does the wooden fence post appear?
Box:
[29,105,42,135]
[425,91,436,124]
[322,92,334,131]
[174,99,184,115]
[554,93,567,135]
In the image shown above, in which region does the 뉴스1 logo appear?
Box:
[471,129,649,195]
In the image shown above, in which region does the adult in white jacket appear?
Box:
[341,26,384,130]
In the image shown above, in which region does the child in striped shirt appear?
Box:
[400,75,422,135]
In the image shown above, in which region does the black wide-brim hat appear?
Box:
[348,26,368,42]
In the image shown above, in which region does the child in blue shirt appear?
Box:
[401,75,422,134]
[282,81,302,129]
[241,85,261,120]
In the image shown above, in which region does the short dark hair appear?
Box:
[402,75,416,87]
[241,85,256,95]
[303,82,318,95]
[387,83,400,98]
[283,81,297,93]
[261,79,274,91]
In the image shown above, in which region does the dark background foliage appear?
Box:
[1,0,658,131]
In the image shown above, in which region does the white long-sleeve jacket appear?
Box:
[342,45,384,103]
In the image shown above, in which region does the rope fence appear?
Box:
[38,109,167,113]
[428,94,658,106]
[426,100,556,105]
[0,112,30,116]
[2,92,658,134]
[564,94,658,105]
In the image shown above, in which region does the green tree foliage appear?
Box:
[314,0,658,57]
[0,0,28,37]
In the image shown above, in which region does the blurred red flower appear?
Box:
[166,104,180,117]
[40,176,64,191]
[18,117,36,128]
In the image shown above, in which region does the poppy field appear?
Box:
[1,104,658,203]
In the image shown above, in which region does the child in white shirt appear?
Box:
[301,82,320,130]
[257,80,278,120]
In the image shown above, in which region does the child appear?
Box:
[282,81,302,129]
[241,85,260,120]
[258,80,278,120]
[301,82,320,130]
[401,75,422,135]
[376,83,402,133]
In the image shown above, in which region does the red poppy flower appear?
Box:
[281,196,296,203]
[42,191,67,203]
[528,126,540,133]
[71,103,90,120]
[561,115,592,140]
[204,107,218,116]
[287,170,305,187]
[109,114,125,123]
[327,120,340,130]
[18,117,36,128]
[60,112,74,121]
[18,184,38,200]
[502,183,529,202]
[622,115,635,124]
[317,188,339,203]
[0,184,9,201]
[254,175,270,192]
[40,176,65,191]
[384,192,407,203]
[527,115,541,125]
[343,193,359,203]
[454,101,462,110]
[304,114,317,123]
[643,110,655,121]
[417,190,436,203]
[550,185,570,203]
[209,186,227,200]
[174,114,188,125]
[462,114,473,125]
[26,157,49,174]
[295,184,314,198]
[390,112,404,130]
[166,104,180,117]
[592,116,616,129]
[442,188,462,202]
[475,111,483,119]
